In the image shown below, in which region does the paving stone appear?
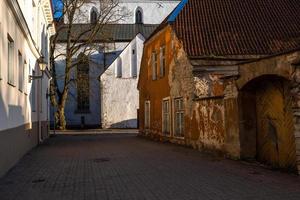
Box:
[0,133,299,200]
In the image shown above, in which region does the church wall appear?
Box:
[67,0,180,24]
[51,42,127,128]
[101,34,145,128]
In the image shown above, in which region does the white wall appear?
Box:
[68,0,180,24]
[51,42,128,127]
[0,0,52,131]
[101,34,145,128]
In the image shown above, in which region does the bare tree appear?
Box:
[50,0,128,130]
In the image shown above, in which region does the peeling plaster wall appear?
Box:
[139,26,227,153]
[168,44,226,152]
[101,34,145,128]
[139,24,300,173]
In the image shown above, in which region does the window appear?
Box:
[7,35,15,85]
[90,7,98,24]
[131,46,137,78]
[159,46,166,77]
[18,51,24,92]
[77,54,90,112]
[135,9,143,24]
[31,70,36,112]
[151,51,157,80]
[162,98,171,135]
[115,57,122,78]
[24,61,28,94]
[0,22,2,79]
[145,101,150,129]
[32,1,37,41]
[174,98,184,137]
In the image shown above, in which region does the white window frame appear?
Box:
[162,97,171,136]
[145,100,150,129]
[151,51,157,80]
[7,35,15,86]
[159,46,166,77]
[173,97,185,139]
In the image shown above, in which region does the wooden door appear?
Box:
[255,79,297,170]
[239,90,257,159]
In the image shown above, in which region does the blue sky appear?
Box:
[52,0,63,19]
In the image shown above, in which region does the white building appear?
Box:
[0,0,55,177]
[52,0,180,128]
[101,34,145,128]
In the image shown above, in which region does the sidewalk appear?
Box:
[50,129,139,135]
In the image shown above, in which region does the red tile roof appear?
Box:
[170,0,300,57]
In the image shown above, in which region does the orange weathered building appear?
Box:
[138,0,300,174]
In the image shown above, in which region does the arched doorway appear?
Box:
[238,75,297,171]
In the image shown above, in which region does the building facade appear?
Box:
[52,0,179,128]
[0,0,55,177]
[101,33,145,128]
[138,0,300,174]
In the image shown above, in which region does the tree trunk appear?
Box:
[53,55,71,130]
[56,106,66,130]
[55,86,68,130]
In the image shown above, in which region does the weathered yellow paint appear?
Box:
[255,79,296,170]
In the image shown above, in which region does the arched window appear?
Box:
[77,54,90,112]
[115,57,122,78]
[135,9,143,24]
[90,7,98,24]
[130,42,137,78]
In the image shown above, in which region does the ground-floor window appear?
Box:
[145,101,150,129]
[162,98,170,135]
[174,97,184,138]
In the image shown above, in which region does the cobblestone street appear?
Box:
[0,133,299,200]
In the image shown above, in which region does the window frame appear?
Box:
[76,55,90,113]
[144,100,151,129]
[162,97,171,136]
[115,57,122,78]
[151,51,157,80]
[135,9,143,24]
[31,70,36,112]
[173,97,185,139]
[90,7,98,24]
[159,46,166,77]
[18,51,24,92]
[24,60,28,95]
[0,22,2,80]
[7,35,15,86]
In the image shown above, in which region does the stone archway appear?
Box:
[238,75,297,171]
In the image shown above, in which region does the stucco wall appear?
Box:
[138,26,227,153]
[101,34,145,128]
[0,122,39,177]
[0,0,53,176]
[138,26,173,134]
[0,0,51,131]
